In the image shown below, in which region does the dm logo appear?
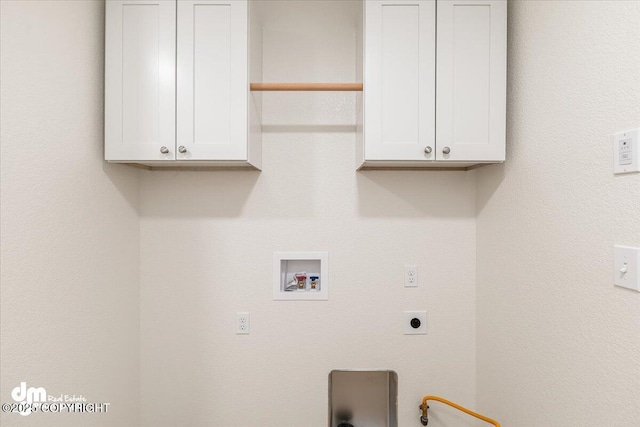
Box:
[11,382,46,416]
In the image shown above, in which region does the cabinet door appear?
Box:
[177,0,248,161]
[364,0,436,161]
[436,0,507,162]
[105,0,176,161]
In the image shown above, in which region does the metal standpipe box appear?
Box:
[328,370,398,427]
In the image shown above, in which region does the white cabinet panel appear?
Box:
[177,0,248,161]
[105,0,176,161]
[436,0,506,162]
[364,0,436,161]
[122,7,159,147]
[382,6,419,146]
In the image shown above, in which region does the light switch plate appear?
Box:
[614,245,640,291]
[613,129,639,174]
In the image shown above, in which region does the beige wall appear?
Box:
[7,1,638,427]
[139,2,478,426]
[0,1,141,426]
[476,1,640,425]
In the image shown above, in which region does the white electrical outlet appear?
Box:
[404,311,427,335]
[236,312,250,335]
[405,265,418,287]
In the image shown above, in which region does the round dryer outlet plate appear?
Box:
[403,311,427,335]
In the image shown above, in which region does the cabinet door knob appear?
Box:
[424,146,432,154]
[178,146,187,154]
[442,146,451,155]
[160,146,169,154]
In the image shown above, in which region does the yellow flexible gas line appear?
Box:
[419,395,501,427]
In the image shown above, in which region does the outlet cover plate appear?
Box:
[404,311,427,335]
[405,265,418,287]
[236,312,250,334]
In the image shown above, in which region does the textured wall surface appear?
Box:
[0,1,141,426]
[139,2,477,426]
[476,1,640,425]
[10,1,636,427]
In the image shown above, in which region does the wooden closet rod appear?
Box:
[250,83,363,92]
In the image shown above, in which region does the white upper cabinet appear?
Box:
[105,0,503,170]
[363,0,436,162]
[358,0,507,169]
[105,0,260,168]
[436,0,507,163]
[176,0,248,161]
[105,0,176,162]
